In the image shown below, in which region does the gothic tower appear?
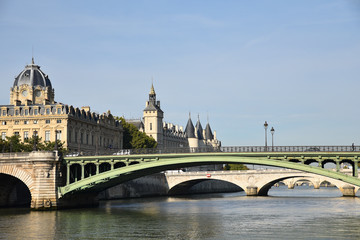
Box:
[143,84,164,146]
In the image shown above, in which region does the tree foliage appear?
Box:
[0,135,67,155]
[223,164,249,171]
[117,117,157,149]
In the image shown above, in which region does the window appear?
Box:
[25,109,29,116]
[24,120,29,125]
[34,109,38,115]
[2,110,6,116]
[80,133,83,144]
[57,119,62,123]
[150,123,152,130]
[75,132,78,143]
[1,132,6,140]
[86,134,89,145]
[24,131,29,140]
[33,131,38,137]
[91,135,94,145]
[14,132,19,136]
[15,110,19,116]
[46,108,50,115]
[14,121,19,125]
[57,108,61,114]
[46,119,50,124]
[45,131,50,142]
[56,130,61,141]
[68,131,72,143]
[2,121,6,125]
[33,120,38,124]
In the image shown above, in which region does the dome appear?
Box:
[13,58,52,89]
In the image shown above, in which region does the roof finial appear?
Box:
[197,113,200,121]
[149,77,155,95]
[32,46,35,64]
[189,112,191,119]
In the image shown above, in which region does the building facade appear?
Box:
[0,59,123,154]
[140,84,221,150]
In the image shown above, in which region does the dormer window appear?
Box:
[46,108,50,114]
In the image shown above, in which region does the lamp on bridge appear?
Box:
[264,121,268,151]
[271,127,275,151]
[54,130,58,151]
[33,130,38,151]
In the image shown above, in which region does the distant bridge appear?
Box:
[164,169,358,196]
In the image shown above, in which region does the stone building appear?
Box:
[137,84,221,150]
[0,58,123,154]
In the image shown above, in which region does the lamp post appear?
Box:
[264,121,268,151]
[54,130,58,151]
[33,130,38,151]
[270,127,275,151]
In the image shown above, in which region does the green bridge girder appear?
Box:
[58,152,360,197]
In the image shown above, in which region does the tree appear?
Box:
[0,134,67,155]
[224,164,249,171]
[117,117,157,149]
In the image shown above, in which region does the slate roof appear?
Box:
[205,123,214,140]
[195,118,204,140]
[13,58,52,89]
[185,117,196,138]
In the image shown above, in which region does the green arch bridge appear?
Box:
[59,146,360,197]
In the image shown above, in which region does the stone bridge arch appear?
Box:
[165,170,359,197]
[0,165,34,207]
[167,178,243,195]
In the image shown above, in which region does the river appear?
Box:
[0,186,360,240]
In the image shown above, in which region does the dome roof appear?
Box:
[13,58,52,89]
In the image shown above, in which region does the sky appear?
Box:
[0,0,359,146]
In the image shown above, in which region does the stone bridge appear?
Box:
[164,169,359,196]
[0,151,61,209]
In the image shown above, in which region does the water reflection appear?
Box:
[0,187,360,240]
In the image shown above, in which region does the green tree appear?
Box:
[0,134,67,154]
[117,117,157,149]
[5,135,24,152]
[223,164,249,171]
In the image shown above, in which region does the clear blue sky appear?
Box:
[0,0,359,146]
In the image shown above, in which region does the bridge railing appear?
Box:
[64,145,359,157]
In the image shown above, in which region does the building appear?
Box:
[0,58,123,154]
[140,84,221,150]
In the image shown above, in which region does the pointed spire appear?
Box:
[32,57,34,65]
[205,122,214,140]
[195,114,204,140]
[149,83,155,95]
[185,113,195,138]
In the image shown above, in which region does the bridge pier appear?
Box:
[246,186,258,196]
[58,193,99,209]
[340,185,356,197]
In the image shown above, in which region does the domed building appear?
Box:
[0,59,123,154]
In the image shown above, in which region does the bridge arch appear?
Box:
[0,166,34,207]
[168,178,243,195]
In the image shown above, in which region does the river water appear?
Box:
[0,186,360,240]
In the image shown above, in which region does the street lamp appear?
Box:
[264,121,268,151]
[270,127,275,151]
[54,130,58,151]
[33,130,38,151]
